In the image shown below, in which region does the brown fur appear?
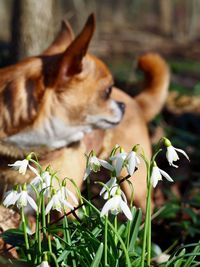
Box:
[0,14,170,210]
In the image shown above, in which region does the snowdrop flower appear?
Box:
[30,171,52,196]
[100,188,132,220]
[164,138,189,168]
[150,162,174,188]
[45,189,74,215]
[16,184,38,211]
[100,177,118,199]
[59,184,78,206]
[83,153,113,180]
[110,152,127,176]
[3,185,19,207]
[125,150,140,175]
[8,157,38,176]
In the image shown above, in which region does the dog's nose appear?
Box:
[117,101,126,114]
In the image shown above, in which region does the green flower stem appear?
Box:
[41,194,46,235]
[141,165,152,267]
[114,216,118,245]
[104,215,108,266]
[86,177,91,216]
[63,214,77,267]
[21,207,31,261]
[47,212,52,253]
[147,181,152,266]
[47,251,59,267]
[35,209,42,264]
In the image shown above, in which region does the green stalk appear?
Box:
[114,216,118,245]
[21,207,32,261]
[141,165,151,267]
[63,214,77,267]
[35,208,42,264]
[86,177,91,216]
[47,212,52,253]
[147,180,152,266]
[104,215,108,266]
[41,194,46,235]
[47,251,59,267]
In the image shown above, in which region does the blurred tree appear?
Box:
[11,0,61,61]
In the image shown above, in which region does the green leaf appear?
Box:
[90,242,104,267]
[128,208,142,251]
[174,248,186,267]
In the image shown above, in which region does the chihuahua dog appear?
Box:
[0,14,170,210]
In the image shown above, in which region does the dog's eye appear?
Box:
[103,86,112,99]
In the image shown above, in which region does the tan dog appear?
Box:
[0,14,170,210]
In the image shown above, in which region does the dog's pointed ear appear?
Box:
[43,20,75,55]
[59,13,95,77]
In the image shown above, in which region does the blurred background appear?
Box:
[0,0,200,252]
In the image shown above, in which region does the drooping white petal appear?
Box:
[42,171,51,187]
[61,199,74,210]
[115,156,125,176]
[27,195,38,211]
[100,177,117,196]
[3,191,19,207]
[45,198,54,215]
[126,151,137,175]
[83,166,91,180]
[29,164,39,176]
[64,188,78,205]
[119,199,132,220]
[174,148,190,161]
[151,166,162,188]
[159,168,174,182]
[99,159,114,171]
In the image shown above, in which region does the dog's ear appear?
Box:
[58,13,95,78]
[43,20,74,55]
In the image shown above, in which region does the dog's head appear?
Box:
[4,14,125,149]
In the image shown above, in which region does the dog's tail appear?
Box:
[135,53,170,122]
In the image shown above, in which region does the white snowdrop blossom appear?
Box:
[8,158,38,175]
[59,186,78,206]
[16,188,38,211]
[30,171,52,196]
[45,189,74,215]
[83,155,113,180]
[3,187,19,207]
[36,260,50,267]
[164,138,189,168]
[100,177,118,199]
[125,151,140,175]
[150,162,174,188]
[110,152,127,176]
[100,188,132,220]
[109,149,140,177]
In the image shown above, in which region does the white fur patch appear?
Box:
[5,117,92,149]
